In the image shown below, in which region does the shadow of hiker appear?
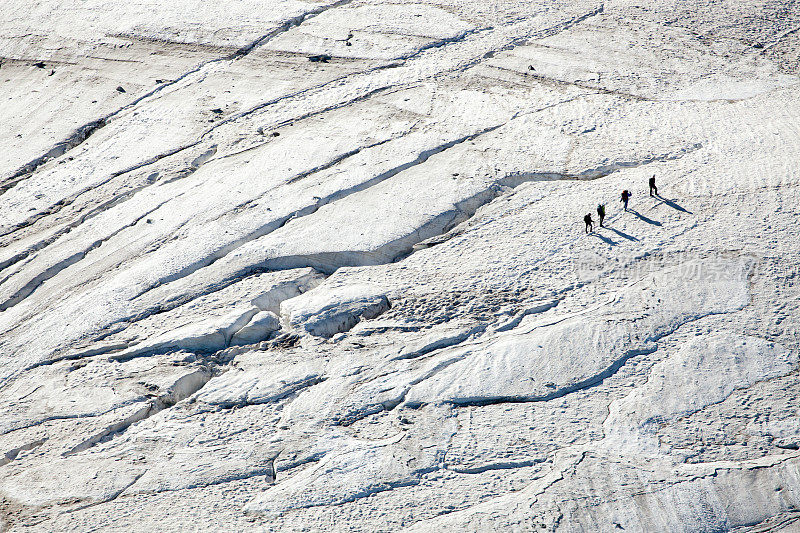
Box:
[592,232,616,246]
[629,209,662,226]
[607,226,639,241]
[657,196,693,214]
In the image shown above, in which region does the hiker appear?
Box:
[649,174,658,197]
[621,189,631,211]
[597,203,606,227]
[584,213,594,234]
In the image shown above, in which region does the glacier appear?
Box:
[1,0,800,530]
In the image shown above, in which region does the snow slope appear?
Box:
[1,0,800,530]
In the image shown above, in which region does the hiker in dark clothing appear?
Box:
[584,213,594,234]
[649,174,658,197]
[621,190,631,211]
[597,204,606,227]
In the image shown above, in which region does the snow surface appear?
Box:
[1,0,800,531]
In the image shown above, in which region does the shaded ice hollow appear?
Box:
[1,0,800,531]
